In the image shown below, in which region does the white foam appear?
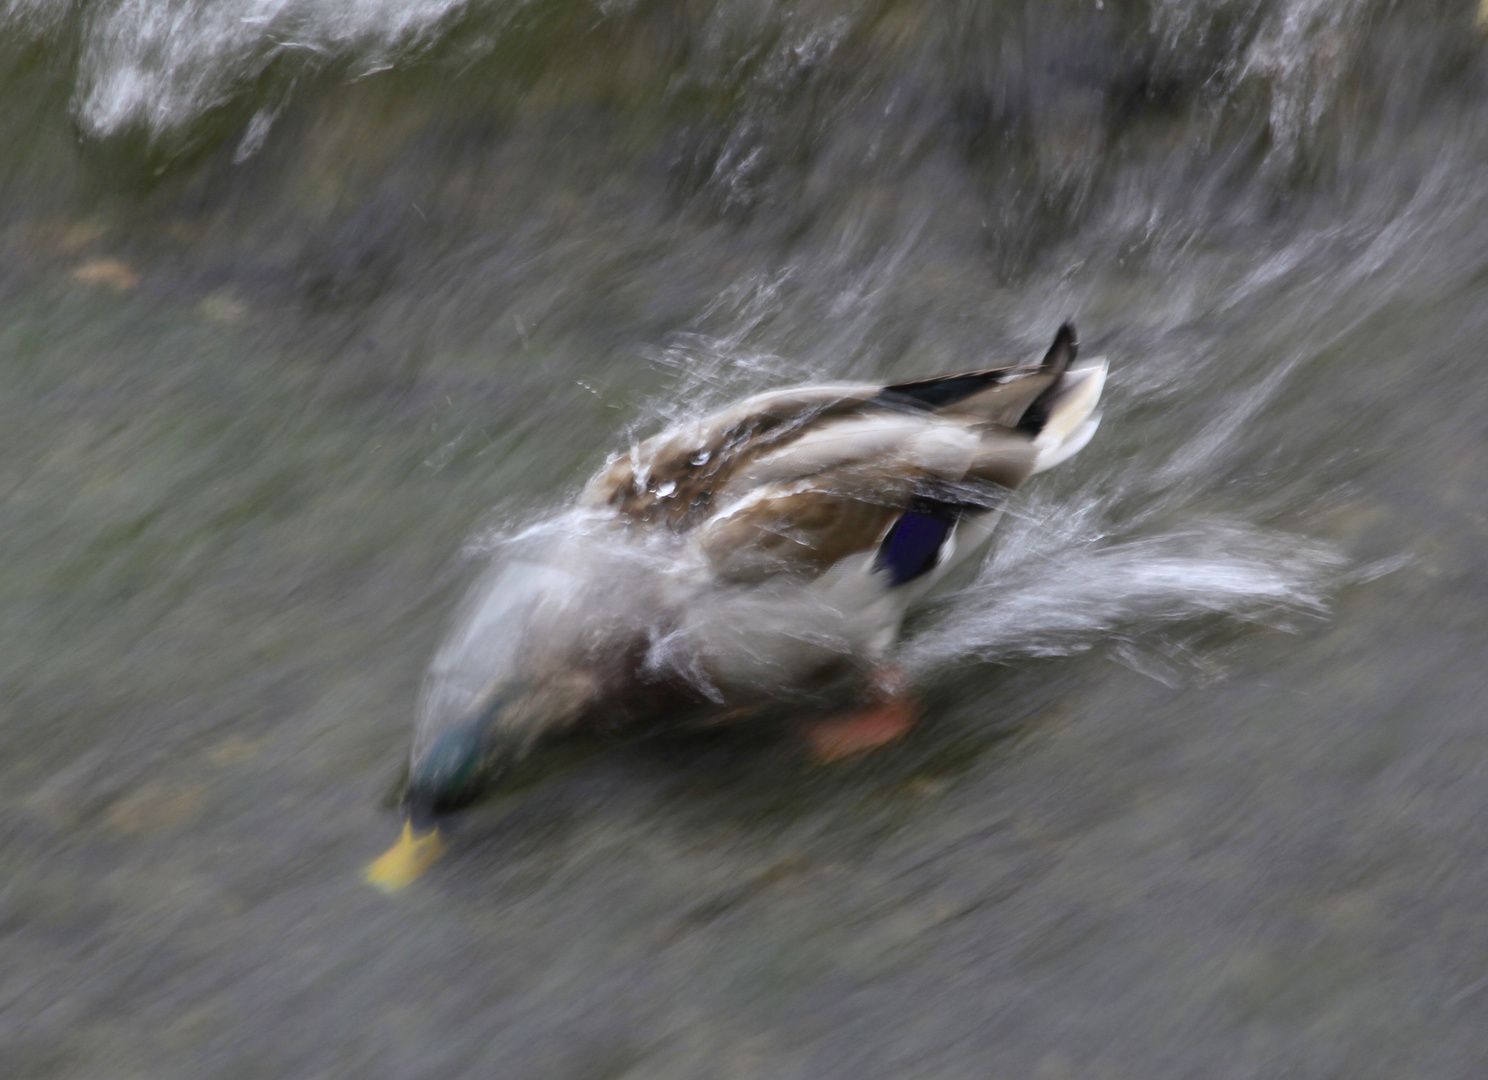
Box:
[902,514,1346,677]
[70,0,473,137]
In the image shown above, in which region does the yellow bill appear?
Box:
[364,822,446,892]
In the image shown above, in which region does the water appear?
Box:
[3,1,1488,1076]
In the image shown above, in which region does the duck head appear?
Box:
[365,540,661,892]
[404,714,504,824]
[365,672,603,893]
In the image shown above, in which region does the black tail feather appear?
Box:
[1040,321,1077,378]
[1016,321,1077,434]
[876,369,1014,411]
[874,321,1079,414]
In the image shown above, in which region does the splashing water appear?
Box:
[440,306,1352,702]
[903,514,1347,677]
[71,0,473,136]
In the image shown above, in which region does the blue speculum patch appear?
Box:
[877,511,955,585]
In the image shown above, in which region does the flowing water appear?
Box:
[3,1,1488,1076]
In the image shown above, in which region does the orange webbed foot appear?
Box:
[805,666,918,763]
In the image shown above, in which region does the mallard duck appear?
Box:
[367,322,1106,889]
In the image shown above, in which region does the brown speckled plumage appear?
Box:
[580,326,1077,584]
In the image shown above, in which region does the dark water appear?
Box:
[3,1,1488,1076]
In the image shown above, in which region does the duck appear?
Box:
[366,322,1107,890]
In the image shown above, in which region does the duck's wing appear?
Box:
[585,323,1103,585]
[693,412,1039,583]
[580,383,883,527]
